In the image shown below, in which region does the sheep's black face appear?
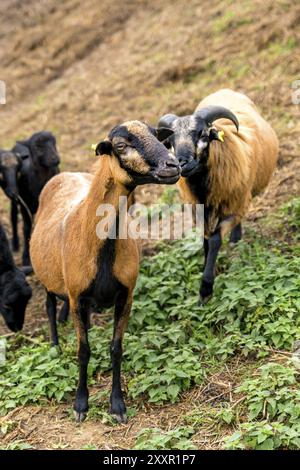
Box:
[158,115,214,178]
[158,107,239,178]
[95,121,181,186]
[0,270,32,332]
[0,151,21,200]
[30,132,60,169]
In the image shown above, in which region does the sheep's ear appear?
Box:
[156,127,174,143]
[95,140,113,156]
[209,128,225,143]
[14,152,23,164]
[15,143,30,159]
[19,152,30,161]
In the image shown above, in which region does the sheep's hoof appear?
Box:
[73,410,87,423]
[50,343,61,353]
[199,280,213,305]
[198,294,212,306]
[58,316,68,325]
[229,240,241,248]
[110,399,127,424]
[111,412,127,424]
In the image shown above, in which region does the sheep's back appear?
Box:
[30,172,92,296]
[197,89,278,205]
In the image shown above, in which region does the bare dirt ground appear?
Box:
[0,0,299,449]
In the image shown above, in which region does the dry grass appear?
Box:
[0,0,299,450]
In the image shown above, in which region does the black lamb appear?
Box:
[0,222,32,332]
[0,131,60,270]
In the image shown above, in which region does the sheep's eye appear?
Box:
[115,143,127,152]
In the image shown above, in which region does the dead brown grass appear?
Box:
[0,0,299,450]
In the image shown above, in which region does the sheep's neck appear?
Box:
[187,150,210,205]
[80,157,130,248]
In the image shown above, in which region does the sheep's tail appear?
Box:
[17,195,33,223]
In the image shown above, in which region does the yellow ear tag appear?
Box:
[91,143,97,151]
[218,130,225,142]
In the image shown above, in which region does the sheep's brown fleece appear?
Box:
[178,89,279,237]
[30,155,140,307]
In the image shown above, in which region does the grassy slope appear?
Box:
[0,198,299,450]
[0,0,300,450]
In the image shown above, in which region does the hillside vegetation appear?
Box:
[0,0,299,450]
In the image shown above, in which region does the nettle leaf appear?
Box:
[168,384,180,401]
[257,437,275,450]
[249,403,263,420]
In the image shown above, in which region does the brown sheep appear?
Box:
[30,121,179,423]
[158,89,279,303]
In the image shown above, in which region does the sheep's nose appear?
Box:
[156,157,180,179]
[163,158,180,176]
[166,159,179,169]
[180,159,189,168]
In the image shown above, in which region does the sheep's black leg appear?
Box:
[229,223,242,245]
[73,298,90,423]
[46,291,59,346]
[110,289,131,423]
[200,230,222,304]
[20,206,32,270]
[58,300,69,324]
[11,201,19,251]
[86,310,91,330]
[203,237,209,270]
[58,300,90,326]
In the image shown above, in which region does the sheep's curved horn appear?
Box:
[158,113,178,129]
[196,106,239,131]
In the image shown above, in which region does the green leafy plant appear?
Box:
[236,362,300,422]
[224,361,300,449]
[0,198,299,450]
[0,420,16,436]
[0,440,33,450]
[81,443,98,450]
[225,421,300,450]
[134,426,196,450]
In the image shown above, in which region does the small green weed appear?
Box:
[0,440,33,450]
[134,426,196,450]
[224,361,300,449]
